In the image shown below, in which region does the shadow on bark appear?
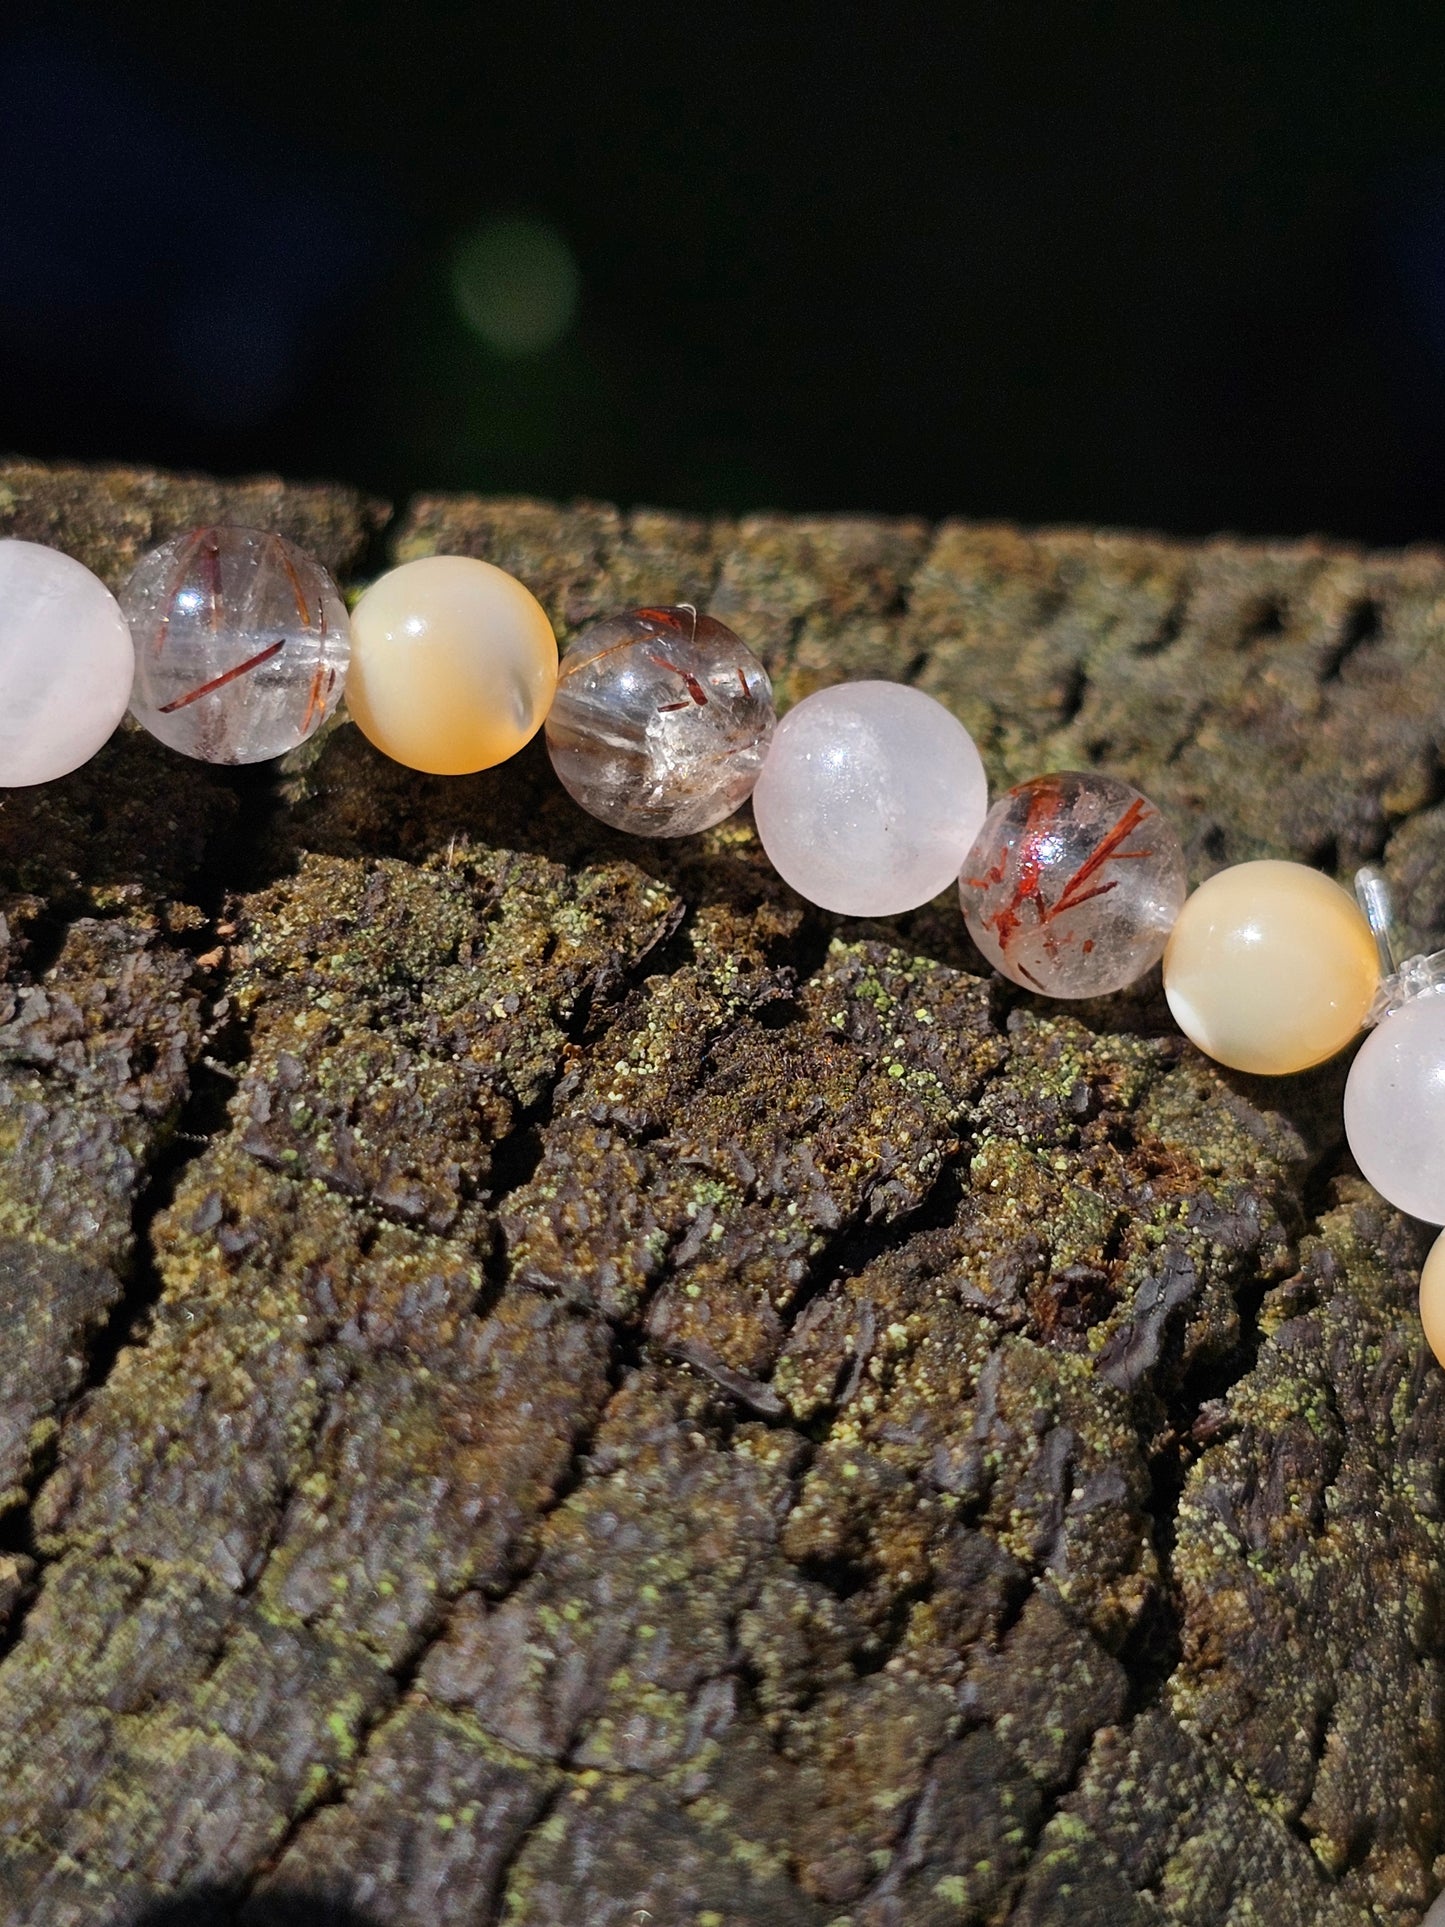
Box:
[123,1887,385,1927]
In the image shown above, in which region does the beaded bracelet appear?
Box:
[3,524,1444,1360]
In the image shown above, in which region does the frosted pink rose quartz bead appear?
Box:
[1345,994,1445,1223]
[751,681,988,916]
[1339,889,1445,1369]
[0,539,134,785]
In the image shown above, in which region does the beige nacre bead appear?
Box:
[347,554,557,774]
[1162,859,1379,1075]
[1422,1232,1445,1370]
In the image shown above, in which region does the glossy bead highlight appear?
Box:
[1344,994,1445,1223]
[546,605,774,834]
[0,540,134,786]
[751,681,989,917]
[959,771,1187,996]
[1163,859,1379,1074]
[347,554,557,775]
[123,527,350,764]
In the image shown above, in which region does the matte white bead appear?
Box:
[0,540,134,786]
[1344,993,1445,1223]
[750,681,989,917]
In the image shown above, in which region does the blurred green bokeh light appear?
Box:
[450,215,580,358]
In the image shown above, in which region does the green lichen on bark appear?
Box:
[0,464,1443,1923]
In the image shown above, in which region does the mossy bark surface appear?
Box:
[1,464,1444,1925]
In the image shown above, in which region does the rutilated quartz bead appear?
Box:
[959,771,1187,996]
[546,605,774,834]
[1162,859,1379,1075]
[0,540,134,786]
[123,527,350,764]
[347,554,557,775]
[750,681,989,917]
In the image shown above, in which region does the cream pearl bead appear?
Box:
[1162,859,1379,1075]
[1421,1232,1445,1369]
[347,554,557,774]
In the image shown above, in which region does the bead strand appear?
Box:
[6,525,1445,1363]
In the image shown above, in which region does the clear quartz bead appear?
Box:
[959,771,1187,996]
[122,527,350,764]
[546,606,775,834]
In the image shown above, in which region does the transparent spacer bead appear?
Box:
[1355,865,1445,1024]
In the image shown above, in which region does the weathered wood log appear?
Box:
[0,462,1443,1925]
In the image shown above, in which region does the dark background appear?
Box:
[6,0,1445,542]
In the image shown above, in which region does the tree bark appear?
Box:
[0,463,1442,1925]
